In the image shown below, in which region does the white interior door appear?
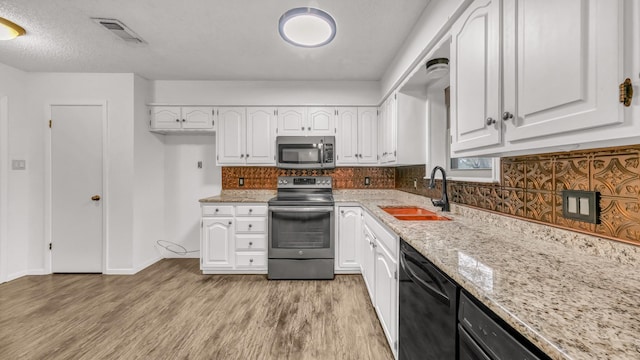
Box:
[51,105,103,273]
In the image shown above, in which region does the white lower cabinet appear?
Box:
[200,203,267,274]
[363,211,399,358]
[335,206,362,273]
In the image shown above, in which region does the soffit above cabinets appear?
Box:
[0,0,430,81]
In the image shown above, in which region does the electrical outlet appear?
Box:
[562,190,600,224]
[413,178,418,189]
[364,177,371,186]
[239,177,244,186]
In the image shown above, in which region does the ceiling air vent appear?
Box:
[91,18,146,44]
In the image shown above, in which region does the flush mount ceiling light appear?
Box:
[0,17,26,40]
[278,7,336,48]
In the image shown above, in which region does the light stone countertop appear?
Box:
[200,189,640,360]
[199,190,276,203]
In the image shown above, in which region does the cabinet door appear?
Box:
[450,0,502,153]
[374,242,397,352]
[503,0,623,141]
[358,107,379,164]
[308,107,336,135]
[217,107,246,164]
[246,107,276,165]
[336,107,359,165]
[337,207,361,270]
[386,96,397,163]
[183,107,214,129]
[277,107,307,136]
[361,223,376,300]
[202,217,234,268]
[150,106,181,129]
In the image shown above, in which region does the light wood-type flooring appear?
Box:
[0,259,393,360]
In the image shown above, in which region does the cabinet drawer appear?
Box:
[235,218,267,233]
[236,234,267,250]
[236,252,267,268]
[202,205,234,217]
[236,205,268,216]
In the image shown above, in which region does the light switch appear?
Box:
[567,197,577,213]
[561,190,600,224]
[12,159,26,170]
[579,198,590,216]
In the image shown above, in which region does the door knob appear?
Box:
[486,117,496,125]
[502,112,514,121]
[91,195,101,201]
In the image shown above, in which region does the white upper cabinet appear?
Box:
[336,107,378,165]
[307,107,336,135]
[246,108,276,164]
[358,108,379,164]
[276,107,335,136]
[217,107,276,165]
[277,107,307,136]
[217,107,246,164]
[502,0,623,141]
[150,106,215,132]
[378,95,397,163]
[450,0,625,156]
[450,0,502,152]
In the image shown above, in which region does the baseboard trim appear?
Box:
[105,256,162,275]
[6,270,28,282]
[28,269,48,275]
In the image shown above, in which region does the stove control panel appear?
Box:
[277,176,332,188]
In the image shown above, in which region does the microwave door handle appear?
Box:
[320,138,325,165]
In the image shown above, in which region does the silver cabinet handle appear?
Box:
[249,258,253,263]
[228,221,232,225]
[502,112,514,121]
[215,208,219,212]
[341,210,344,214]
[307,127,311,131]
[182,119,186,122]
[175,118,179,122]
[249,242,253,246]
[246,154,249,158]
[249,208,253,213]
[301,126,305,130]
[248,224,253,228]
[240,154,244,158]
[486,117,496,125]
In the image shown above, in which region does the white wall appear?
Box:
[163,135,219,258]
[26,73,136,273]
[0,63,29,282]
[381,0,471,98]
[152,80,381,105]
[133,75,165,270]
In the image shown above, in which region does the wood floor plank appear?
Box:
[0,259,393,360]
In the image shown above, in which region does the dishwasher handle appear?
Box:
[400,250,450,306]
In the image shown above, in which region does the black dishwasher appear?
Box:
[458,291,550,360]
[399,239,458,360]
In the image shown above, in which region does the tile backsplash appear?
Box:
[222,145,640,246]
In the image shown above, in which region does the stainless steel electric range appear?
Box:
[267,176,334,280]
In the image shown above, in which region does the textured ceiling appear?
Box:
[0,0,430,81]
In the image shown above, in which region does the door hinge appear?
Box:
[212,109,215,116]
[620,78,633,107]
[201,220,203,228]
[394,93,397,100]
[148,109,151,115]
[276,128,279,134]
[377,155,380,160]
[217,155,219,160]
[49,243,52,250]
[394,270,397,280]
[376,109,379,116]
[212,120,215,126]
[336,155,339,160]
[149,120,151,127]
[49,120,52,128]
[394,150,397,157]
[334,127,336,133]
[394,341,398,350]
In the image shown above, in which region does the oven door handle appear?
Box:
[269,206,334,213]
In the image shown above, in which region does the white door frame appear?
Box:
[0,96,8,283]
[44,101,109,274]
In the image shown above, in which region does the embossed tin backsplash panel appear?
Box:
[396,146,640,245]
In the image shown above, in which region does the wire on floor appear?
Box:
[156,240,199,256]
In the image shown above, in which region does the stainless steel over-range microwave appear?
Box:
[275,136,335,169]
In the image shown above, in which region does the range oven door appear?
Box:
[268,206,334,259]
